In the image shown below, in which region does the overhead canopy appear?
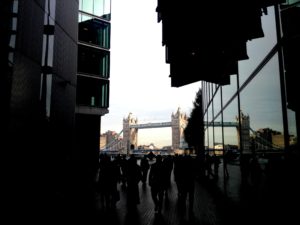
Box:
[156,0,286,87]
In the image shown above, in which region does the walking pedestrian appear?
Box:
[149,155,165,214]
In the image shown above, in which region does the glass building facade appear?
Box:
[202,1,299,160]
[156,1,299,179]
[76,0,111,111]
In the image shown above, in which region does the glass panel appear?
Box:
[213,89,223,156]
[78,13,92,23]
[12,18,17,31]
[94,0,111,20]
[9,34,16,48]
[94,0,104,16]
[78,45,110,78]
[76,76,109,108]
[238,7,277,85]
[285,0,300,5]
[47,36,54,67]
[281,1,299,150]
[213,86,221,120]
[221,75,237,108]
[12,0,18,13]
[287,109,297,148]
[8,52,14,66]
[82,0,93,14]
[240,54,284,153]
[78,15,110,49]
[223,98,239,150]
[46,74,52,118]
[102,82,109,107]
[79,0,82,10]
[206,87,213,154]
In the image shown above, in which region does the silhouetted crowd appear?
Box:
[95,153,219,214]
[96,151,287,215]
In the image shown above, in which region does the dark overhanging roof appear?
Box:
[156,0,286,87]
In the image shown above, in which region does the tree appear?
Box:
[184,88,204,156]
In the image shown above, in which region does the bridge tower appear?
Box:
[123,113,138,153]
[236,111,251,153]
[171,107,188,150]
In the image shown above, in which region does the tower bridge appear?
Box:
[123,108,188,152]
[102,110,281,154]
[129,122,172,129]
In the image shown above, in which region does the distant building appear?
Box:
[100,130,125,153]
[138,143,158,150]
[253,128,284,150]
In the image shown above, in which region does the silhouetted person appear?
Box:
[212,154,221,178]
[110,157,121,207]
[205,153,214,179]
[180,154,196,213]
[148,151,155,161]
[194,153,206,179]
[174,154,184,198]
[97,154,120,209]
[223,150,230,179]
[126,155,142,208]
[140,155,150,185]
[120,154,128,188]
[162,155,173,197]
[149,155,165,214]
[114,154,123,184]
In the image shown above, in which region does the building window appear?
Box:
[79,0,111,20]
[78,15,110,49]
[76,75,109,108]
[78,44,110,78]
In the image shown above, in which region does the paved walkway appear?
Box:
[36,156,299,225]
[59,158,296,225]
[214,159,300,225]
[92,171,224,225]
[6,154,300,225]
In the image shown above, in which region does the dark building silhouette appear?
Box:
[1,0,111,219]
[156,0,286,87]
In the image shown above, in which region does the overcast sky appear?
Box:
[100,0,201,147]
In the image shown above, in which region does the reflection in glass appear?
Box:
[238,7,277,85]
[240,54,284,151]
[223,98,239,149]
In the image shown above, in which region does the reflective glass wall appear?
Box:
[202,3,299,160]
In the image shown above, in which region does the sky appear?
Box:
[100,0,201,147]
